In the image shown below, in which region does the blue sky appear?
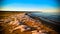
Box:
[1,0,58,11]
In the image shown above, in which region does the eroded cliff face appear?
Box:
[0,12,58,34]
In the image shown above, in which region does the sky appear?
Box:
[0,0,58,12]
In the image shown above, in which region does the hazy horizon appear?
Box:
[0,0,58,13]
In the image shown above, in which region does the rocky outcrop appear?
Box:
[0,12,58,34]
